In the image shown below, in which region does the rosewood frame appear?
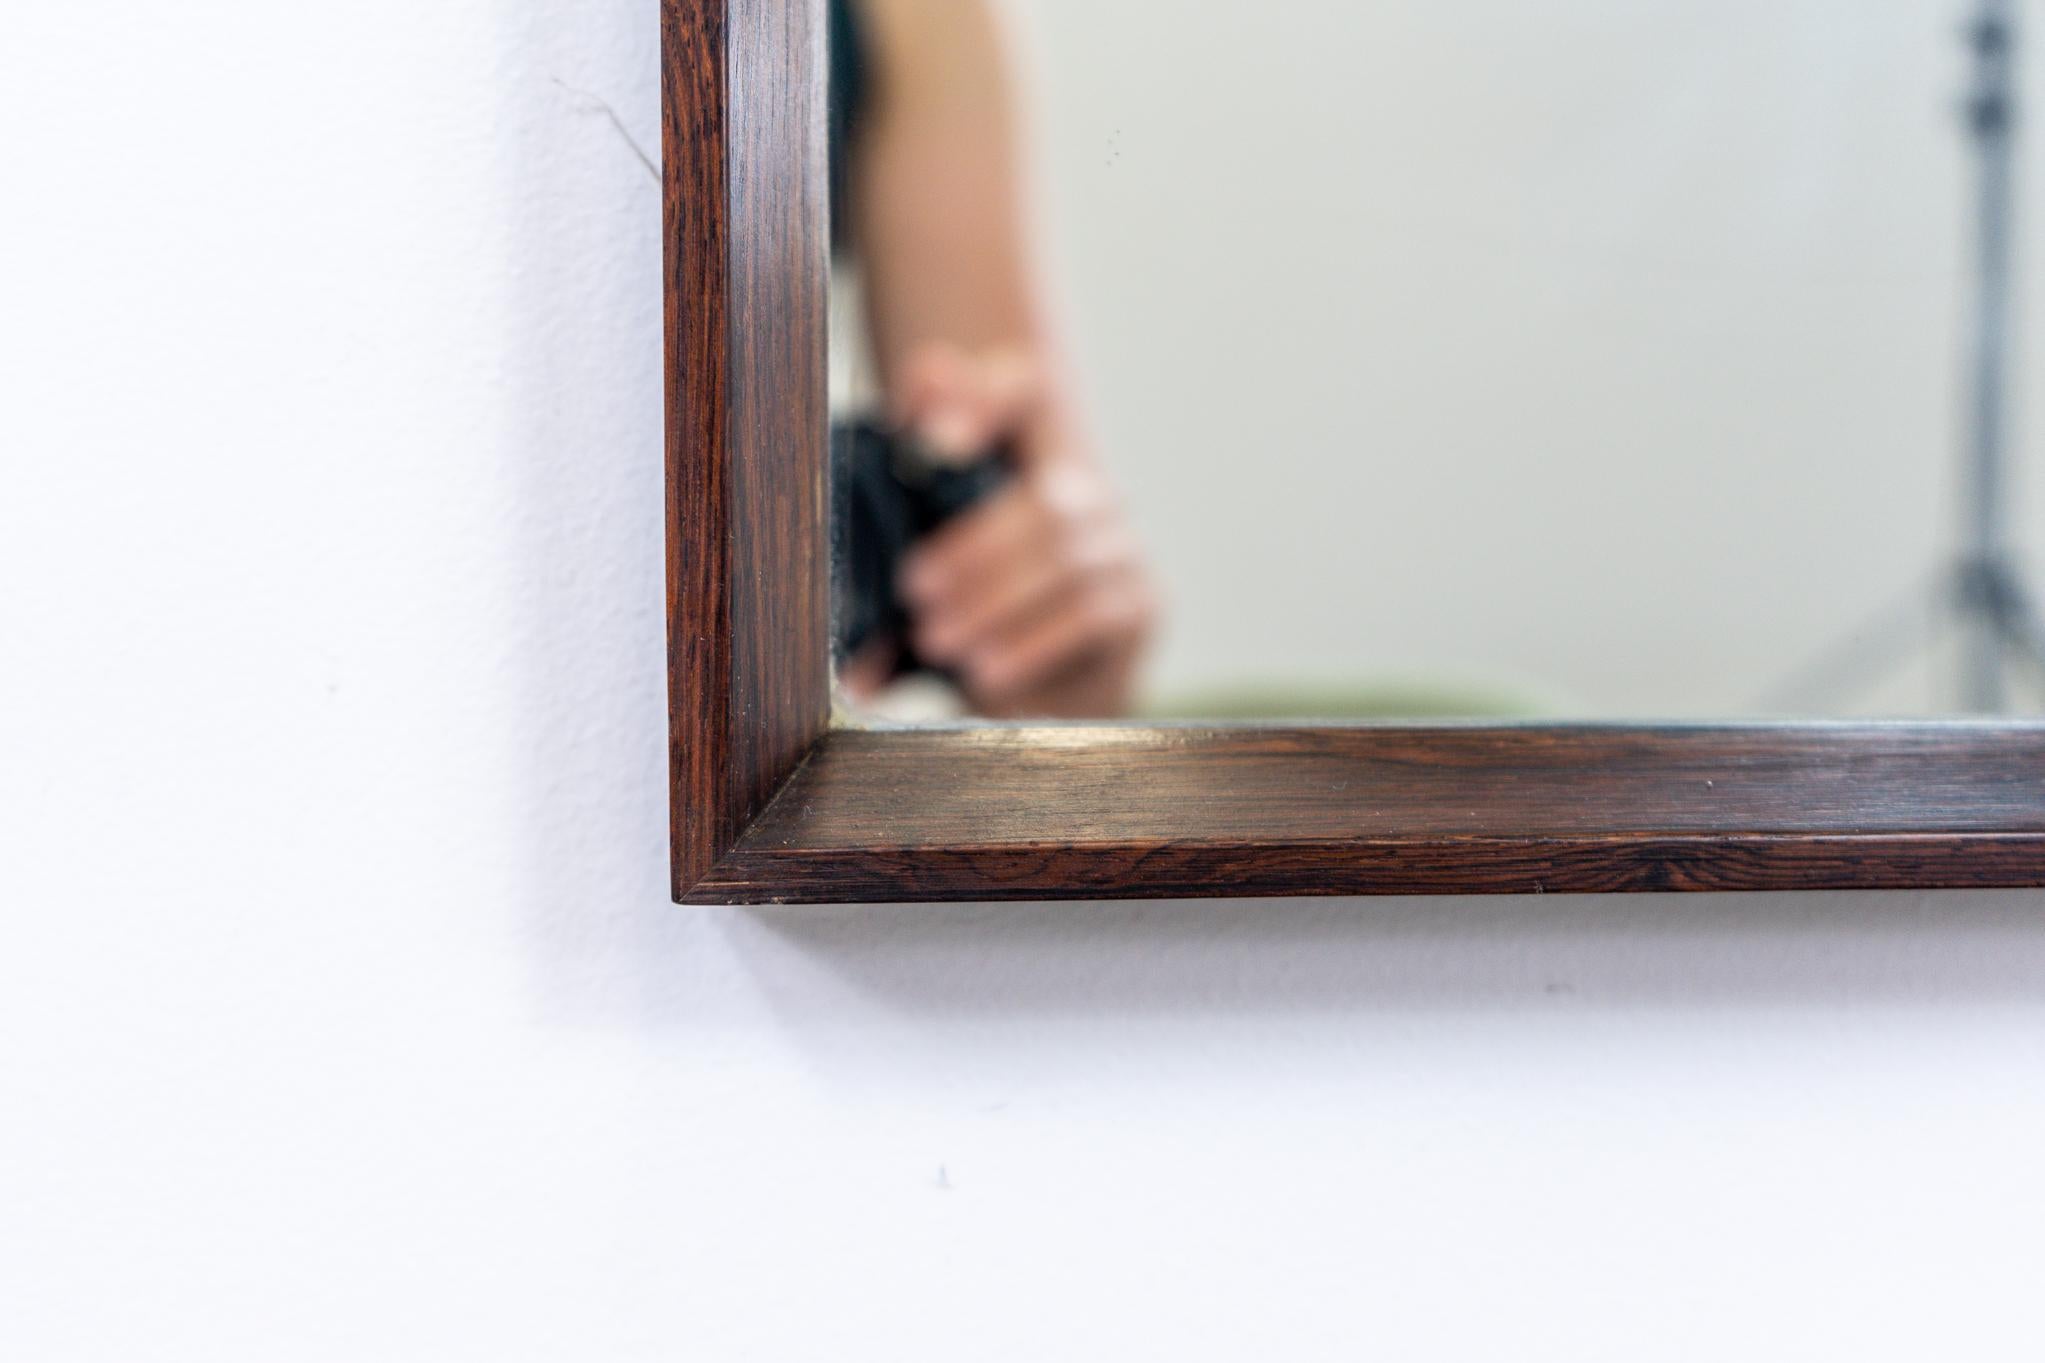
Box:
[664,0,2045,905]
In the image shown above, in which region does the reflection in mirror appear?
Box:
[827,0,2044,723]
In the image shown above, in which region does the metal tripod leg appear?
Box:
[1976,560,2045,698]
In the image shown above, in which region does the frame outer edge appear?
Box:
[669,0,832,900]
[666,0,734,897]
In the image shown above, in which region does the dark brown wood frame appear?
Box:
[664,0,2045,905]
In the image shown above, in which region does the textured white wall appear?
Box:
[5,4,2045,1360]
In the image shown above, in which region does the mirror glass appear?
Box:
[828,0,2044,722]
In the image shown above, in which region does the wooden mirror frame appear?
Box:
[664,0,2045,905]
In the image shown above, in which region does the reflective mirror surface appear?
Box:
[829,0,2045,722]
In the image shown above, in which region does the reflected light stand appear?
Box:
[1767,0,2045,713]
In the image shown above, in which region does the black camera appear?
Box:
[832,417,1009,675]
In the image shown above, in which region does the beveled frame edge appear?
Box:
[686,723,2045,903]
[665,0,2045,906]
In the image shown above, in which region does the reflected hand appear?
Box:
[892,344,1156,718]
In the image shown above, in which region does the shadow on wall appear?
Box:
[491,4,2045,1037]
[742,890,2045,1018]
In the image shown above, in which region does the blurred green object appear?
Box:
[1141,680,1543,722]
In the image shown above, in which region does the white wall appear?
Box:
[5,4,2045,1360]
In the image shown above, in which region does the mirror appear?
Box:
[826,0,2043,724]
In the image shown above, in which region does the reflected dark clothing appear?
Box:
[829,0,869,251]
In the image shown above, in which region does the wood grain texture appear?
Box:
[665,0,830,897]
[685,725,2045,902]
